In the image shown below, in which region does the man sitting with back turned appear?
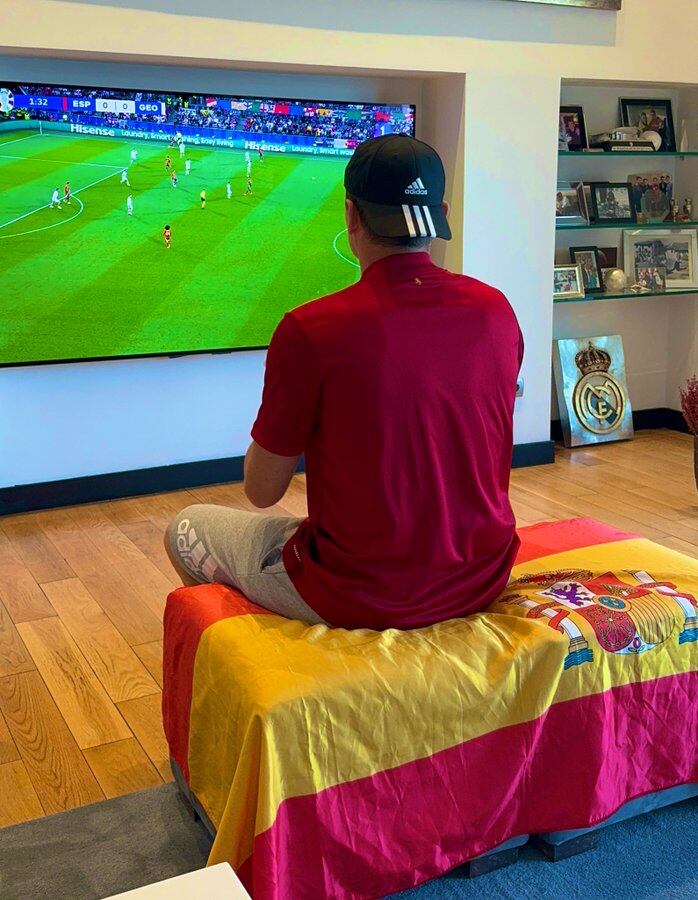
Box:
[167,135,523,630]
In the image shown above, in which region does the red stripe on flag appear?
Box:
[162,584,273,780]
[235,671,698,899]
[515,517,636,564]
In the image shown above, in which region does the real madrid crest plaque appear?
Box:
[553,335,633,448]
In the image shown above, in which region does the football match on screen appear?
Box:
[0,83,414,365]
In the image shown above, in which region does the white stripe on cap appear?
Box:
[412,205,427,237]
[416,177,425,189]
[401,204,417,238]
[422,205,436,237]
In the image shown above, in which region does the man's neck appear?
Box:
[357,246,430,274]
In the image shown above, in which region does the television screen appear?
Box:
[0,81,414,366]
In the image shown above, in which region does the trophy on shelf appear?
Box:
[604,269,628,294]
[589,126,657,153]
[684,198,694,221]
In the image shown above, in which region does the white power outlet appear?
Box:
[516,376,524,398]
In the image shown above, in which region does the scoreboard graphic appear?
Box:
[0,90,166,117]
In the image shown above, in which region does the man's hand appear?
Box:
[244,441,300,509]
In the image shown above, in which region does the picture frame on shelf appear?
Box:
[636,266,667,293]
[556,181,588,226]
[554,264,585,300]
[559,106,588,152]
[570,246,604,294]
[623,229,698,290]
[589,182,635,225]
[627,172,673,221]
[583,184,595,221]
[619,98,676,153]
[598,246,618,268]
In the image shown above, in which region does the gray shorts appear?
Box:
[166,504,326,625]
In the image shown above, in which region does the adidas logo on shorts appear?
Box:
[404,178,428,196]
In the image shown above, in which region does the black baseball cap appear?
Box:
[344,134,451,241]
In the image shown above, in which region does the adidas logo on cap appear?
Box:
[405,177,428,196]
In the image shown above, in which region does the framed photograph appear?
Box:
[628,172,673,221]
[559,106,588,152]
[556,181,588,226]
[598,246,618,268]
[583,184,594,221]
[620,99,676,153]
[636,266,667,292]
[554,264,585,300]
[570,246,604,294]
[623,229,698,290]
[589,182,635,225]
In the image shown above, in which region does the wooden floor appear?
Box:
[0,429,695,827]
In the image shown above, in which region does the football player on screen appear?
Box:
[200,189,207,209]
[63,182,71,204]
[163,224,172,249]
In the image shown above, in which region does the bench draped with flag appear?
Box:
[163,518,698,899]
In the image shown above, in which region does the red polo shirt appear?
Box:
[252,252,523,630]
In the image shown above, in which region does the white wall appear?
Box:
[462,72,561,444]
[1,353,265,485]
[2,0,698,487]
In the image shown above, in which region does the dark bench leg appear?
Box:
[463,845,520,878]
[532,830,598,861]
[177,786,201,823]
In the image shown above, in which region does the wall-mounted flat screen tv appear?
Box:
[0,81,414,366]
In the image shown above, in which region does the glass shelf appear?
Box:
[553,288,698,305]
[557,220,698,231]
[559,151,698,158]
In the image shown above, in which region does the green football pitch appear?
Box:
[0,129,358,365]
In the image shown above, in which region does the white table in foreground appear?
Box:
[104,863,251,899]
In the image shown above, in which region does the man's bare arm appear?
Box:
[244,440,300,508]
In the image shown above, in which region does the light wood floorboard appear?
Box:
[83,737,162,799]
[0,429,693,822]
[0,672,104,814]
[42,578,159,703]
[16,618,132,749]
[0,760,44,826]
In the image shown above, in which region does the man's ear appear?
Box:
[442,200,450,220]
[345,196,361,235]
